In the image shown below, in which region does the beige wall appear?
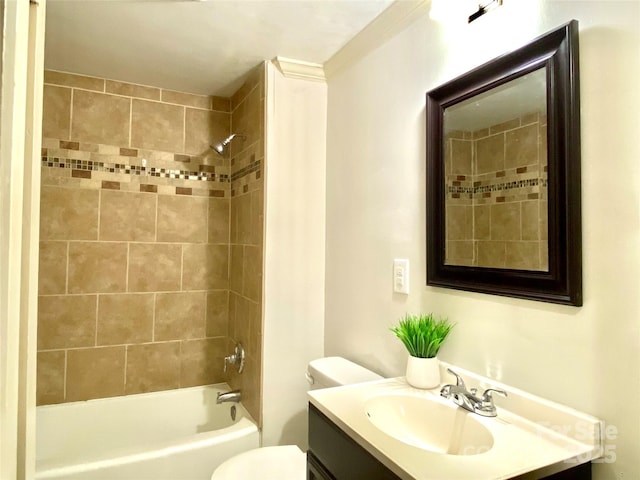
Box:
[37,70,234,405]
[325,2,639,480]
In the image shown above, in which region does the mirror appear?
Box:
[426,20,582,306]
[444,68,548,271]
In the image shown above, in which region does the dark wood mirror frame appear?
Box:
[426,20,582,306]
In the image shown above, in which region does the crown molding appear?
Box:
[272,57,326,82]
[324,0,430,79]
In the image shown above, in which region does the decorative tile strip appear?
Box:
[119,148,138,157]
[231,158,261,182]
[42,156,229,183]
[60,141,79,150]
[447,178,547,195]
[102,181,120,190]
[72,169,91,179]
[140,184,157,193]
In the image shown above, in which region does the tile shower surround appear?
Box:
[37,68,265,425]
[225,67,265,424]
[444,112,548,270]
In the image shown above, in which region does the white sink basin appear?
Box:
[364,394,494,455]
[308,369,603,480]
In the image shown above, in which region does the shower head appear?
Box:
[210,133,246,157]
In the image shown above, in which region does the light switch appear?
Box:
[393,259,409,294]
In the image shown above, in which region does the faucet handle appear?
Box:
[446,368,466,389]
[234,343,245,374]
[223,354,235,372]
[223,343,245,374]
[480,388,507,405]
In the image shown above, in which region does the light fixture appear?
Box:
[468,0,503,23]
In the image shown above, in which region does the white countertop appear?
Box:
[308,369,602,480]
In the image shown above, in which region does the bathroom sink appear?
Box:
[309,371,603,480]
[364,394,494,455]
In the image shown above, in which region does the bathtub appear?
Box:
[35,384,260,480]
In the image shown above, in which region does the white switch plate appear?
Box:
[393,259,409,294]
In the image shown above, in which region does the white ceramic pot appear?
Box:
[405,356,440,389]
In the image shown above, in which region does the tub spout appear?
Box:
[216,390,241,404]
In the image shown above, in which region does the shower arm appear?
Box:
[210,133,246,157]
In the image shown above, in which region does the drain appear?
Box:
[230,405,237,421]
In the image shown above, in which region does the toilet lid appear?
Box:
[211,446,306,480]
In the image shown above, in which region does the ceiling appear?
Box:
[45,0,395,97]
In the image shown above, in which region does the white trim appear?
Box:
[19,1,46,478]
[0,0,46,478]
[262,63,327,449]
[272,56,326,83]
[323,0,429,79]
[0,0,30,477]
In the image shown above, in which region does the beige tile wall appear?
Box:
[43,70,231,155]
[444,111,548,270]
[225,65,265,425]
[37,71,236,405]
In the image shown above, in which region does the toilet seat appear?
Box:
[211,446,306,480]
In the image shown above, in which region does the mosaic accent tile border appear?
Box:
[229,144,264,198]
[41,169,227,198]
[231,157,261,183]
[41,156,228,183]
[40,137,233,197]
[448,177,547,195]
[41,138,229,174]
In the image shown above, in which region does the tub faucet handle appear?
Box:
[223,343,245,374]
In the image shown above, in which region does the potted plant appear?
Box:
[390,313,454,389]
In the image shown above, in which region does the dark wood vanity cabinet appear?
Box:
[307,452,332,480]
[308,403,400,480]
[540,464,591,480]
[307,403,591,480]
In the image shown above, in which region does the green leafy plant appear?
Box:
[390,313,454,358]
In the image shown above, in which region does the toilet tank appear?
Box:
[306,357,382,390]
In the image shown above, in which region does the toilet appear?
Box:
[210,357,382,479]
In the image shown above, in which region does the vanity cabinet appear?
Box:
[540,464,591,480]
[307,403,591,480]
[308,403,400,479]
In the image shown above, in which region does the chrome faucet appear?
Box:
[216,390,241,404]
[440,368,507,417]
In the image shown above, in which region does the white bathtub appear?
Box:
[35,384,260,480]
